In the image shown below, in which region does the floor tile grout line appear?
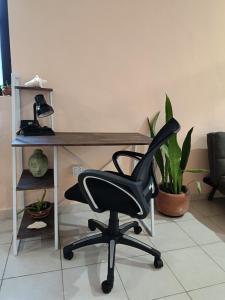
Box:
[0,238,12,291]
[153,216,225,292]
[160,254,187,293]
[174,215,225,251]
[3,268,63,281]
[152,291,192,300]
[144,219,198,251]
[161,241,225,255]
[162,254,225,295]
[175,218,218,248]
[115,265,130,300]
[186,280,225,294]
[165,221,225,288]
[199,242,225,274]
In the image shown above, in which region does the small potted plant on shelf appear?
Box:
[2,81,11,96]
[148,95,206,217]
[18,189,52,219]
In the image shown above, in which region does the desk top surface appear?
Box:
[12,132,151,147]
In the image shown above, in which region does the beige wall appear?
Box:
[0,97,12,210]
[2,0,225,209]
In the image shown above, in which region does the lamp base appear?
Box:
[17,120,55,136]
[23,126,55,136]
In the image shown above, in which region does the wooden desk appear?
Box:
[12,132,151,147]
[12,132,151,255]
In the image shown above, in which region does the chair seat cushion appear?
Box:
[64,183,87,204]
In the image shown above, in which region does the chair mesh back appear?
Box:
[132,118,180,191]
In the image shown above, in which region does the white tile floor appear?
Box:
[1,198,225,299]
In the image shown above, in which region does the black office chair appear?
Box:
[63,118,180,294]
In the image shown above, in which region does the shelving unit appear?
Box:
[11,74,58,255]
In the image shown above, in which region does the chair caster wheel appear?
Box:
[134,226,142,234]
[88,219,96,231]
[154,257,163,269]
[101,280,113,294]
[63,250,74,260]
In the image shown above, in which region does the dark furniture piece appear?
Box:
[63,118,180,294]
[204,132,225,201]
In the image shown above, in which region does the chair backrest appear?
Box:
[132,118,180,193]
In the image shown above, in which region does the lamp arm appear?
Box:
[33,103,40,126]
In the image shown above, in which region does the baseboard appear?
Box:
[0,209,12,220]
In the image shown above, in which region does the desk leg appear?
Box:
[54,146,59,250]
[12,147,18,255]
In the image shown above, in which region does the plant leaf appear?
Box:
[161,144,168,157]
[165,94,173,122]
[41,189,47,203]
[185,169,208,173]
[196,181,201,193]
[180,128,193,171]
[167,133,182,193]
[147,111,160,138]
[164,156,170,190]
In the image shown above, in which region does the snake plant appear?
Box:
[148,95,206,194]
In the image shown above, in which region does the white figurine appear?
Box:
[24,75,47,88]
[27,221,47,229]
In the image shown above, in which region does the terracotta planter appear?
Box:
[156,189,190,217]
[2,86,11,96]
[26,201,52,219]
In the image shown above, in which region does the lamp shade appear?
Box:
[34,94,54,118]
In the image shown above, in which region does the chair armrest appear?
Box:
[112,150,144,174]
[78,169,149,218]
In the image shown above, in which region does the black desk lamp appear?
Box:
[18,94,55,136]
[35,94,54,118]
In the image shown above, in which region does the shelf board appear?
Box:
[17,205,54,239]
[15,86,53,92]
[17,169,54,191]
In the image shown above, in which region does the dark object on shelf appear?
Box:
[17,94,54,136]
[27,201,52,219]
[17,204,54,239]
[28,149,48,177]
[63,118,180,294]
[204,132,225,201]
